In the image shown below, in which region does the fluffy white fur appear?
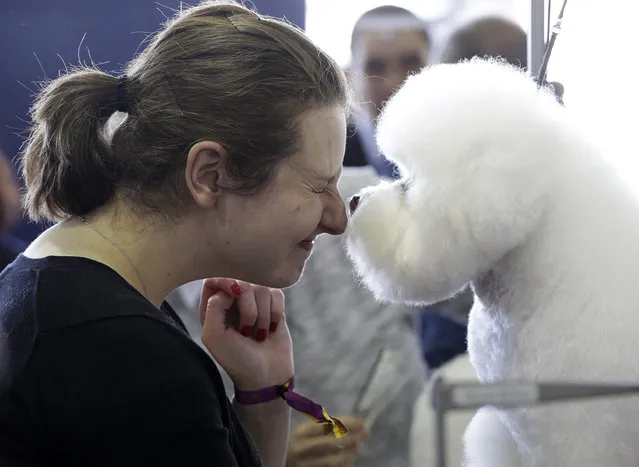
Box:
[346,57,639,466]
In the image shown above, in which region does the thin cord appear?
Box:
[536,0,569,88]
[79,216,149,298]
[546,0,552,45]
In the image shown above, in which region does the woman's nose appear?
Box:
[320,198,348,236]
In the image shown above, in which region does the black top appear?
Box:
[0,255,262,467]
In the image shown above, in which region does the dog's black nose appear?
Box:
[349,195,360,214]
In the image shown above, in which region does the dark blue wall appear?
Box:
[0,0,305,241]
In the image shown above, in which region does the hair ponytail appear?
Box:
[20,69,125,222]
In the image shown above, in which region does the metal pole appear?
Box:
[432,377,448,467]
[431,378,639,467]
[528,0,547,77]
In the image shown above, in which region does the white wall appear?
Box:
[548,0,639,190]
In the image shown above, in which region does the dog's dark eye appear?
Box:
[400,179,411,193]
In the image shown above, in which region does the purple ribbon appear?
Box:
[235,377,348,438]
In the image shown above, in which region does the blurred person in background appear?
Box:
[344,5,429,177]
[440,14,527,67]
[0,152,24,270]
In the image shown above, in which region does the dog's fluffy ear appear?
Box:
[375,58,568,291]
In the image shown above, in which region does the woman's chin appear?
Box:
[267,261,307,289]
[228,250,310,289]
[232,270,298,290]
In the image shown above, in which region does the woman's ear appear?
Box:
[184,141,228,209]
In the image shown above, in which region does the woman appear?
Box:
[0,1,350,466]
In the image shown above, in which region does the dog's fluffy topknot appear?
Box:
[376,57,563,179]
[347,58,578,304]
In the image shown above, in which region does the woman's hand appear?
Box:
[286,416,369,467]
[199,278,294,390]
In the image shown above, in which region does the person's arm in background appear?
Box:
[285,417,368,467]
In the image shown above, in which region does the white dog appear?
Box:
[346,57,639,467]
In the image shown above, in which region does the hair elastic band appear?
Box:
[234,377,348,439]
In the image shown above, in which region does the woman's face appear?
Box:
[211,105,348,288]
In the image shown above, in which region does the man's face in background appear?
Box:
[350,26,429,122]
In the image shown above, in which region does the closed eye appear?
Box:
[314,174,339,194]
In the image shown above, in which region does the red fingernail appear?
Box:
[256,329,267,342]
[241,325,253,337]
[231,282,243,297]
[269,322,278,333]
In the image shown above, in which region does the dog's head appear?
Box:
[346,58,572,304]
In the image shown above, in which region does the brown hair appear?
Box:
[440,16,527,68]
[20,0,350,222]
